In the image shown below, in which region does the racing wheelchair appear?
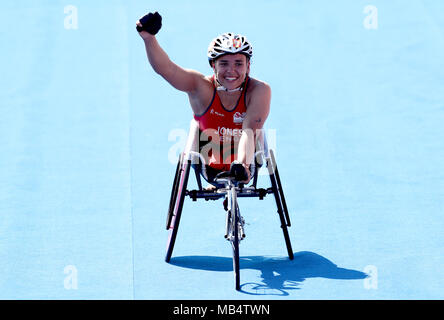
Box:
[165,119,293,291]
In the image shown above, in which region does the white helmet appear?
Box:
[207,32,253,66]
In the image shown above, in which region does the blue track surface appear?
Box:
[1,0,443,299]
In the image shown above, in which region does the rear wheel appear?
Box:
[166,153,183,230]
[267,151,294,260]
[270,149,291,227]
[165,158,191,262]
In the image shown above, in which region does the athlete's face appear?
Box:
[213,54,250,90]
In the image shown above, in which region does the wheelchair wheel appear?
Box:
[166,153,184,230]
[165,158,191,263]
[267,150,294,260]
[230,193,241,291]
[270,149,291,227]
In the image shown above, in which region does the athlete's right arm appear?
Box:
[136,13,202,93]
[141,35,202,93]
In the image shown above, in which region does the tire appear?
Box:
[166,153,183,230]
[165,158,191,263]
[230,189,241,291]
[267,153,294,260]
[270,149,291,227]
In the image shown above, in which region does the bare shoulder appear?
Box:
[248,78,271,93]
[182,69,212,90]
[246,78,271,106]
[187,74,214,115]
[243,78,271,129]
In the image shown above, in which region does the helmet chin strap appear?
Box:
[214,73,245,92]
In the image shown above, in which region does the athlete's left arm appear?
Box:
[236,82,271,180]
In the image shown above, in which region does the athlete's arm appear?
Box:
[237,81,271,180]
[140,34,204,93]
[136,13,204,93]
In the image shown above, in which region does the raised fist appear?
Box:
[136,11,162,35]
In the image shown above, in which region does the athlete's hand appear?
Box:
[230,161,251,184]
[136,12,162,38]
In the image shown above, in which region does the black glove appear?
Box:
[230,161,249,182]
[136,12,162,35]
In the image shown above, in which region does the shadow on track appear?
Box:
[170,251,368,295]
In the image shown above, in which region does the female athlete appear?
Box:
[136,12,271,183]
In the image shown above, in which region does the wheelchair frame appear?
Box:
[165,119,294,290]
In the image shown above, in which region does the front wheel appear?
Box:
[230,190,241,291]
